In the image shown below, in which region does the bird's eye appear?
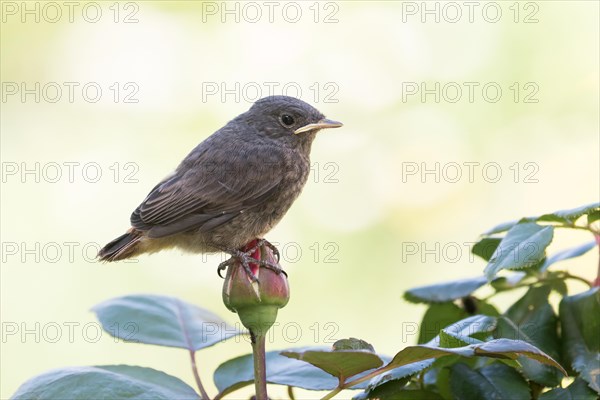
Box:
[280,114,295,127]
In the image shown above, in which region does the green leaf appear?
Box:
[443,315,497,341]
[404,277,488,304]
[472,238,503,261]
[495,285,562,386]
[449,363,530,400]
[355,387,444,400]
[92,294,241,351]
[548,277,568,296]
[334,338,376,352]
[386,339,565,375]
[484,223,554,280]
[439,368,453,400]
[536,214,571,223]
[540,241,597,272]
[483,203,599,236]
[11,365,200,400]
[423,367,452,400]
[433,315,497,348]
[214,348,371,395]
[490,272,527,291]
[588,209,600,225]
[560,288,600,394]
[474,339,565,373]
[439,330,474,348]
[367,319,495,395]
[540,202,600,224]
[539,378,599,400]
[282,343,384,382]
[365,360,434,394]
[418,302,467,344]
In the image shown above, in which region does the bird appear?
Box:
[98,96,342,272]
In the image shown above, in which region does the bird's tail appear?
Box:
[98,230,142,262]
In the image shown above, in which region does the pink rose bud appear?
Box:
[223,240,290,336]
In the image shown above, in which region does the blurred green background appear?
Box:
[1,1,598,398]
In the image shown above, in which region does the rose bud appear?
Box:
[222,240,290,336]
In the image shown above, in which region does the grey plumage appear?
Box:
[98,96,342,261]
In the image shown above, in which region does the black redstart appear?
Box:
[98,96,342,271]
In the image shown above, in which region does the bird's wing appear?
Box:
[130,144,285,239]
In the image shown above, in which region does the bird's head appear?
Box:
[244,95,342,151]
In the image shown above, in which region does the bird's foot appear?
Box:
[254,238,280,262]
[244,239,286,276]
[256,256,287,277]
[217,239,286,281]
[217,249,261,282]
[217,255,236,279]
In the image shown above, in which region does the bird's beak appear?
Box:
[294,118,343,135]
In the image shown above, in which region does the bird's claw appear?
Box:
[217,248,262,282]
[246,239,286,276]
[217,249,258,281]
[217,240,286,280]
[217,260,230,279]
[255,238,280,262]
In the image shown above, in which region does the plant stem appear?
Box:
[189,350,210,400]
[596,256,600,287]
[483,272,592,301]
[595,234,600,287]
[321,363,397,400]
[251,330,268,400]
[321,387,343,400]
[287,386,296,400]
[555,224,593,232]
[562,272,592,288]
